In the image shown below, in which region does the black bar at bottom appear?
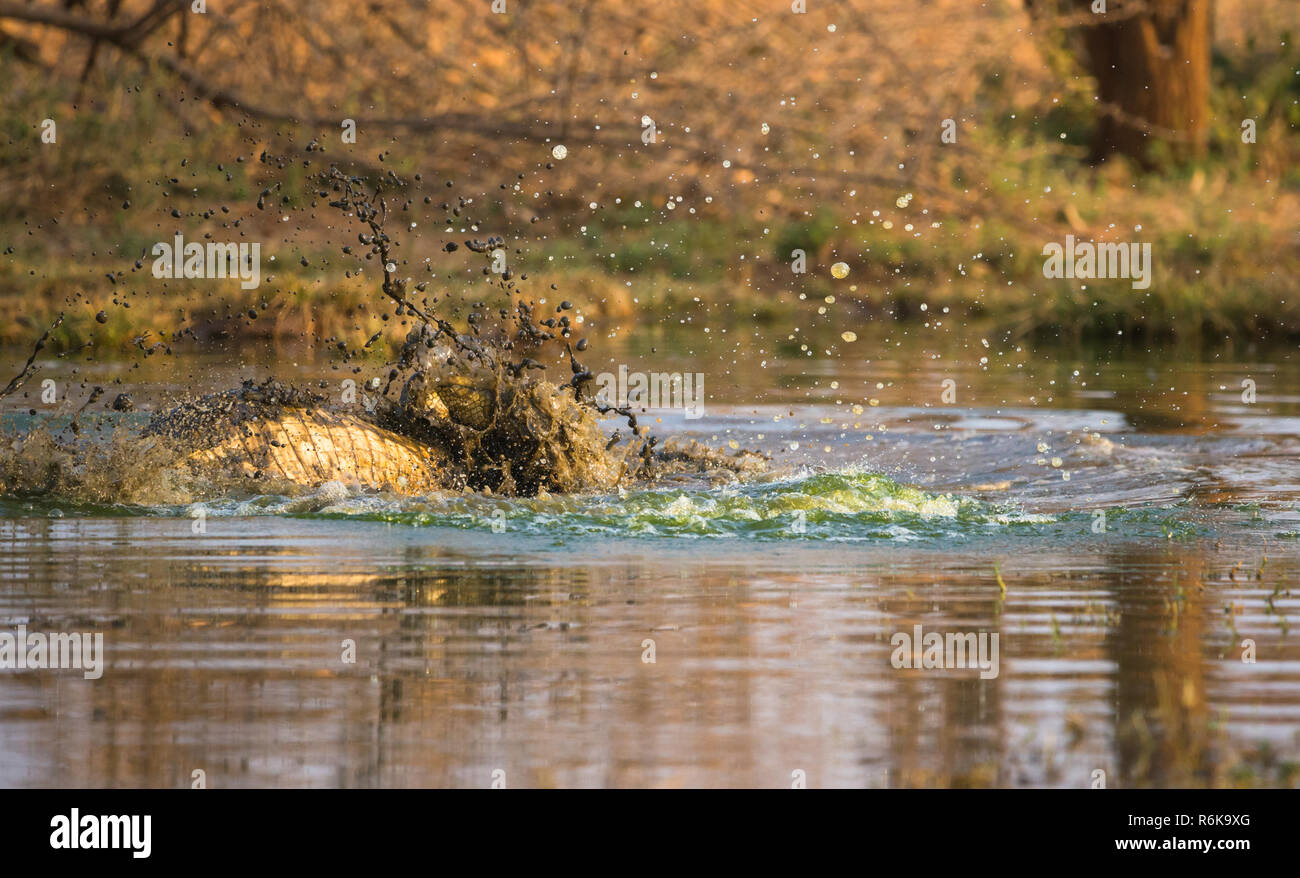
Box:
[0,789,1277,865]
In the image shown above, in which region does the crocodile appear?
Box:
[1,366,763,504]
[143,380,453,496]
[5,313,761,501]
[143,362,642,497]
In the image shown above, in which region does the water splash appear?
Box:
[176,467,1058,542]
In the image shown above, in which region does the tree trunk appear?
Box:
[1077,0,1213,165]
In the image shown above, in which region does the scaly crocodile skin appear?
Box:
[435,373,497,430]
[183,408,445,495]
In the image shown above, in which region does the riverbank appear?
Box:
[3,189,1297,353]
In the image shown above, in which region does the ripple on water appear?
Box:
[151,466,1059,543]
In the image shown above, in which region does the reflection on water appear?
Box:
[0,518,1296,788]
[0,326,1298,787]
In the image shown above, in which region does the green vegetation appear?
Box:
[0,11,1296,352]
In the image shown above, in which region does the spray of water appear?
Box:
[0,162,767,504]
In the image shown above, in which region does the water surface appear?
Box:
[2,322,1298,787]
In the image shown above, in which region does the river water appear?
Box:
[1,320,1298,787]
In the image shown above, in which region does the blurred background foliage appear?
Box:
[0,0,1296,348]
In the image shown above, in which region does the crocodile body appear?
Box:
[141,374,754,499]
[145,381,451,495]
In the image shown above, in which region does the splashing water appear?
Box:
[0,164,718,503]
[120,466,1057,542]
